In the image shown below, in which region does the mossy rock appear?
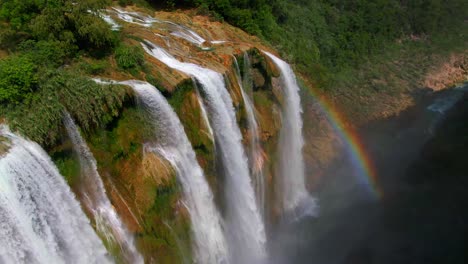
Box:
[83,105,191,262]
[249,48,281,79]
[0,136,10,156]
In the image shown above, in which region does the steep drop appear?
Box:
[142,41,267,262]
[63,113,143,264]
[0,126,110,264]
[233,56,266,219]
[264,52,318,218]
[118,80,229,264]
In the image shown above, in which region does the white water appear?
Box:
[210,40,228,45]
[87,10,121,31]
[142,41,266,262]
[193,78,215,142]
[0,126,110,264]
[170,27,206,46]
[119,80,229,264]
[63,113,143,264]
[111,7,158,28]
[110,7,208,47]
[427,84,468,114]
[100,13,121,31]
[233,56,266,219]
[264,52,318,218]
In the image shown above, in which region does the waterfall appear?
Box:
[169,24,206,46]
[193,78,215,142]
[233,56,266,219]
[118,80,229,264]
[263,52,318,218]
[141,41,266,262]
[111,7,157,28]
[99,13,121,31]
[63,113,143,264]
[110,8,207,47]
[0,126,110,264]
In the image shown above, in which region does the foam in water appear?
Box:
[141,41,267,262]
[233,56,266,219]
[111,7,158,27]
[427,89,466,114]
[0,126,110,264]
[193,78,215,142]
[110,7,208,47]
[87,9,121,31]
[263,52,318,219]
[118,80,229,264]
[63,113,143,264]
[100,13,121,31]
[170,27,206,46]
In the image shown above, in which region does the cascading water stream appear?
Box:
[0,126,110,264]
[118,80,229,264]
[110,8,209,48]
[232,56,266,219]
[63,113,143,264]
[193,78,215,142]
[111,7,157,27]
[263,52,318,219]
[141,41,266,263]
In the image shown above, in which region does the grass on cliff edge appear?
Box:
[1,69,130,147]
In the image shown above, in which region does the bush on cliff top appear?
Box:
[0,55,38,104]
[115,44,145,70]
[1,70,130,146]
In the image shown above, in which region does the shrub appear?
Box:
[0,55,38,104]
[115,44,145,70]
[3,69,130,146]
[18,40,68,67]
[79,59,110,75]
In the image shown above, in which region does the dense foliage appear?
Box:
[0,55,37,103]
[0,0,134,144]
[0,0,466,141]
[153,0,467,87]
[0,0,116,51]
[115,44,145,70]
[1,70,129,146]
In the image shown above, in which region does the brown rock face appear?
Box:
[252,68,266,89]
[423,54,468,91]
[0,136,10,156]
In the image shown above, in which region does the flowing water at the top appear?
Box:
[264,52,318,218]
[233,56,266,219]
[142,41,266,262]
[119,80,229,264]
[110,8,208,47]
[0,126,110,264]
[111,7,158,27]
[63,113,143,264]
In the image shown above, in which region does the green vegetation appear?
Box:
[0,0,143,145]
[1,70,129,146]
[115,44,145,71]
[154,0,467,88]
[53,149,81,186]
[0,55,37,103]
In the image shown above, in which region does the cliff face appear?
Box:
[30,5,467,263]
[44,6,295,262]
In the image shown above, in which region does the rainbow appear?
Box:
[305,89,383,199]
